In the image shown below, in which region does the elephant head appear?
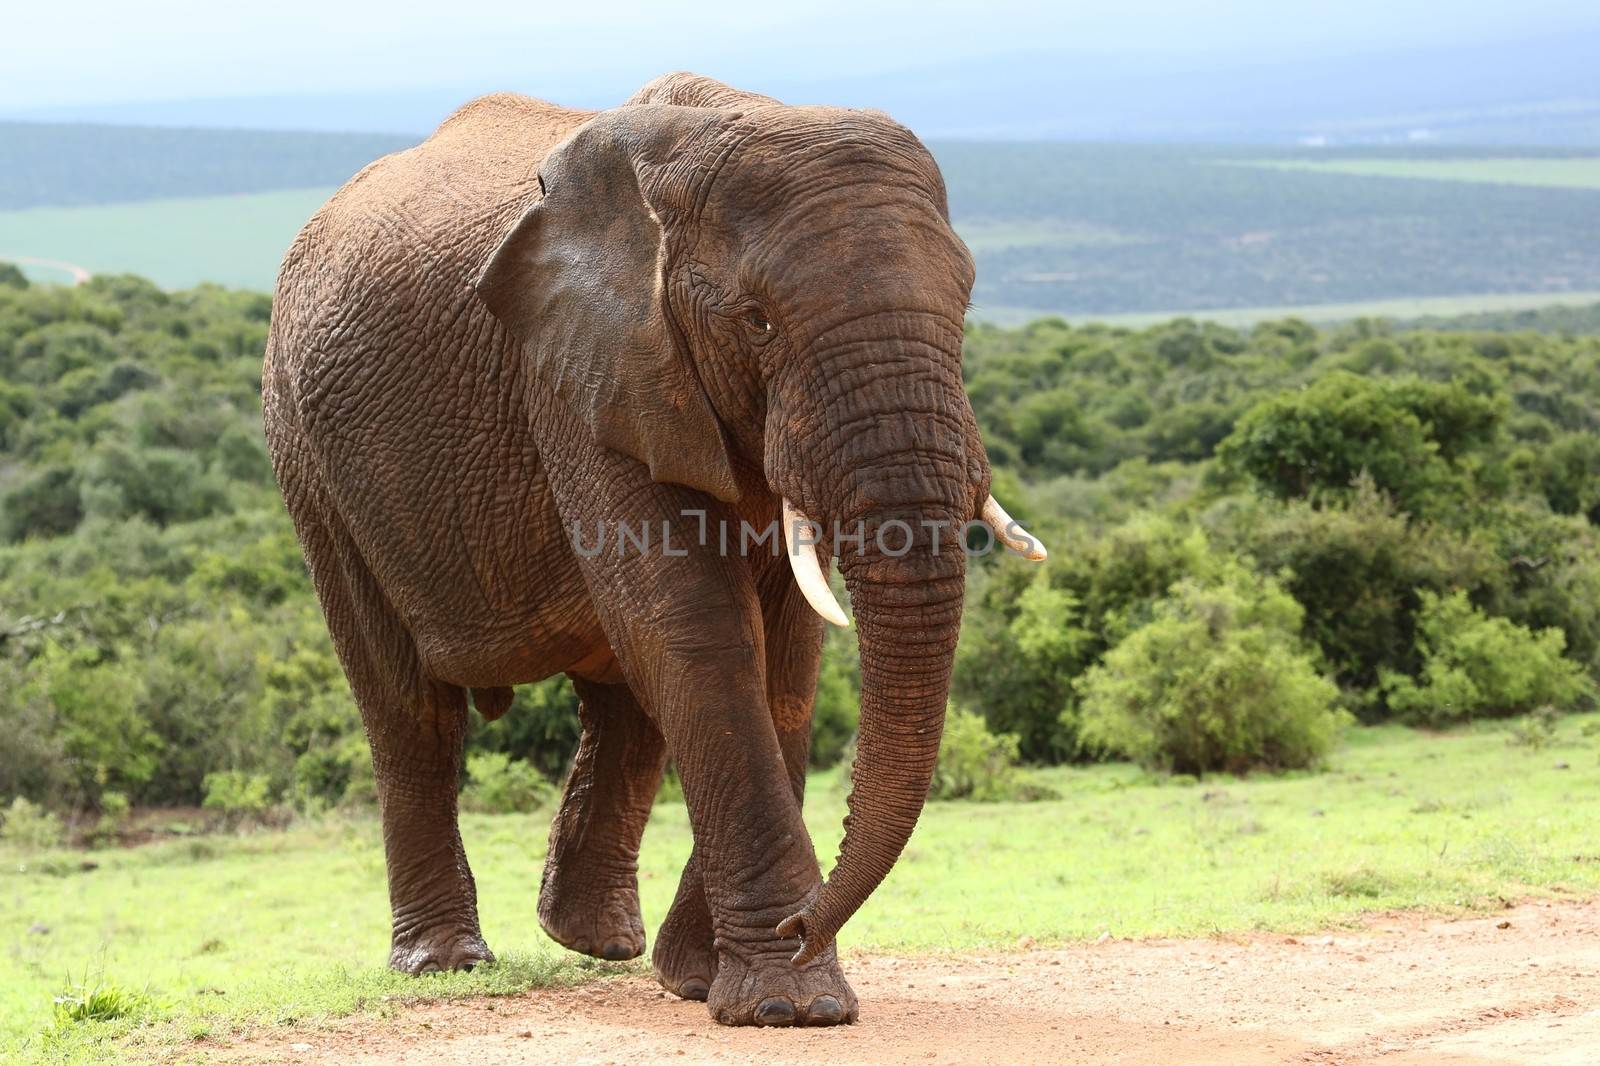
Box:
[476,97,1044,964]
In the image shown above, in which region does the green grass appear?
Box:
[0,188,335,291]
[6,716,1600,1060]
[1229,157,1600,190]
[972,290,1600,329]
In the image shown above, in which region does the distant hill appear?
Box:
[4,123,1600,319]
[0,123,415,210]
[934,142,1600,316]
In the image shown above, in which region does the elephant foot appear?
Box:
[705,941,857,1027]
[538,877,646,961]
[652,898,717,1000]
[389,924,494,974]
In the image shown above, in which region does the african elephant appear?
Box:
[263,72,1044,1027]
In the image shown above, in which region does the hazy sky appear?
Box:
[7,0,1599,110]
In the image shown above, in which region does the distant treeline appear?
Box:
[1400,301,1600,334]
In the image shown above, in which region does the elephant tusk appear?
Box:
[982,496,1048,561]
[782,500,850,627]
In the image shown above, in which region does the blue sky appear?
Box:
[6,0,1598,111]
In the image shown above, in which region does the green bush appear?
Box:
[201,770,274,821]
[467,679,581,781]
[1,796,64,850]
[460,752,553,814]
[1381,591,1595,725]
[1217,371,1501,512]
[930,709,1049,801]
[1210,480,1498,716]
[956,513,1219,762]
[1,465,83,541]
[1078,568,1347,774]
[1472,504,1600,676]
[1527,432,1600,523]
[810,624,861,767]
[92,790,132,842]
[955,566,1092,762]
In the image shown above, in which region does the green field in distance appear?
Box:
[973,289,1600,328]
[1228,157,1600,190]
[0,188,335,291]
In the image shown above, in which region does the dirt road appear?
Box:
[221,898,1600,1065]
[0,255,91,284]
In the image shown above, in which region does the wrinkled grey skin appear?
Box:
[263,72,989,1027]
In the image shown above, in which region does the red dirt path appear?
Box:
[216,897,1600,1065]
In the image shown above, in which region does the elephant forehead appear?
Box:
[702,109,948,218]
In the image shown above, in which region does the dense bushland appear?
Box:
[2,276,1598,818]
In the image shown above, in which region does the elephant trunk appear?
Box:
[778,515,966,964]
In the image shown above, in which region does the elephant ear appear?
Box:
[476,105,740,502]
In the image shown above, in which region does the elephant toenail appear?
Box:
[754,997,797,1026]
[680,978,709,1001]
[417,961,442,974]
[601,941,635,961]
[806,995,844,1025]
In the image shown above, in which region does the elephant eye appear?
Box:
[747,313,773,335]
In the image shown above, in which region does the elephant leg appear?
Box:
[653,562,827,1003]
[542,451,853,1025]
[537,677,667,961]
[291,497,490,973]
[652,845,716,1000]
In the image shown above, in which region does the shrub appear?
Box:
[1077,568,1347,774]
[460,752,553,814]
[467,678,581,781]
[955,566,1093,762]
[1,796,64,850]
[94,790,132,842]
[1473,504,1600,676]
[1527,432,1600,523]
[201,770,274,821]
[930,709,1028,801]
[811,625,861,767]
[955,513,1218,762]
[1381,591,1594,725]
[1,465,83,541]
[1217,371,1500,512]
[80,443,230,527]
[1209,481,1497,716]
[1507,706,1561,749]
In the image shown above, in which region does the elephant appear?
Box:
[262,71,1045,1028]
